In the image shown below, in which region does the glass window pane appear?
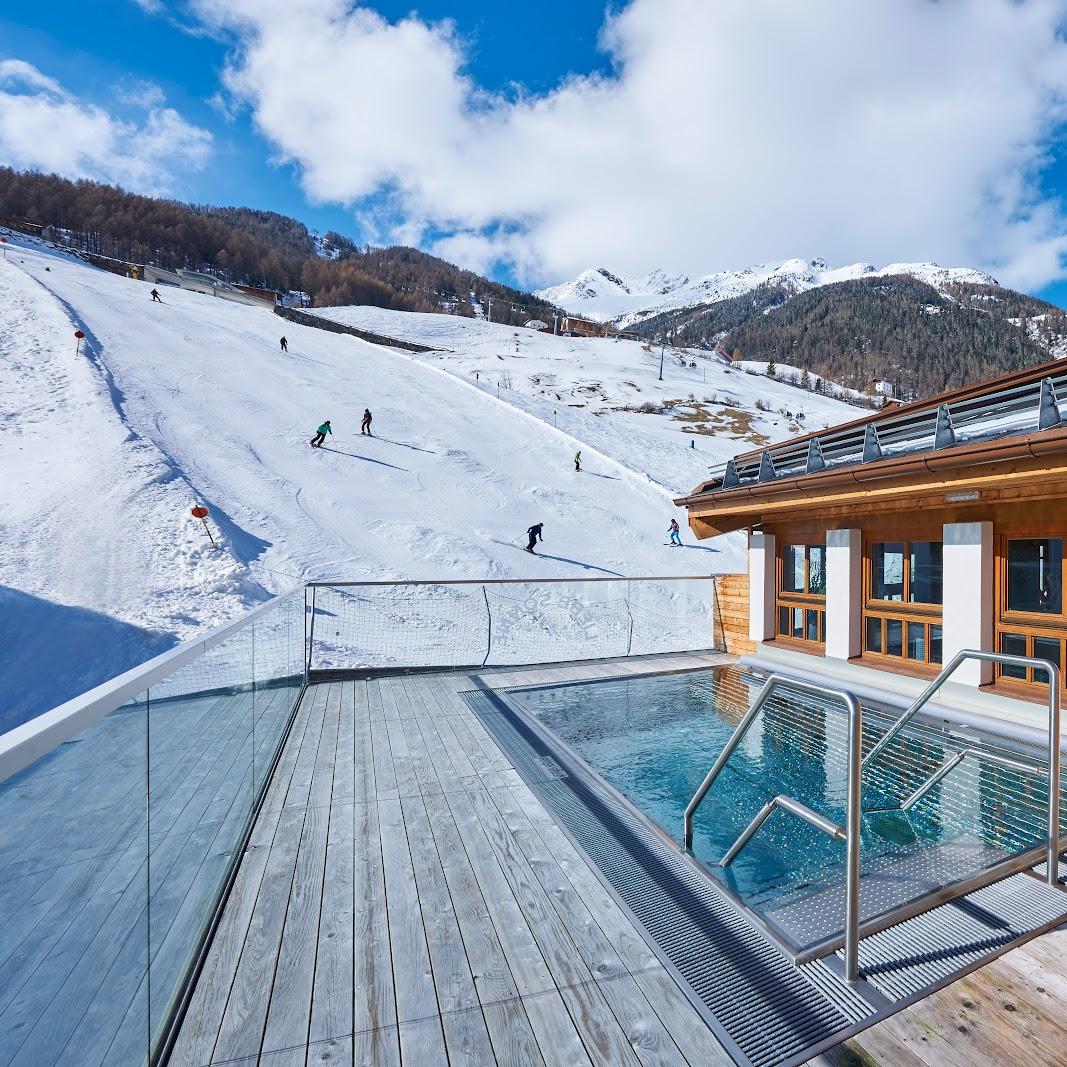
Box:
[1032,636,1061,684]
[808,546,826,595]
[886,618,904,657]
[791,607,804,638]
[819,610,826,642]
[783,546,805,593]
[872,543,905,601]
[906,621,926,661]
[909,541,943,604]
[1000,632,1028,678]
[805,609,820,642]
[1007,539,1062,614]
[778,606,790,637]
[930,624,943,664]
[865,616,882,654]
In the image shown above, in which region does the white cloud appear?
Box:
[189,0,1067,288]
[0,60,212,194]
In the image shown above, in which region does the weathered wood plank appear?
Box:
[309,798,354,1048]
[377,796,446,1063]
[259,689,336,1057]
[351,796,399,1067]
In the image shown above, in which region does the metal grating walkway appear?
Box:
[464,682,1067,1067]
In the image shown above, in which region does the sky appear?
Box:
[3,0,1067,307]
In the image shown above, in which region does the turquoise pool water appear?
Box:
[511,667,1048,923]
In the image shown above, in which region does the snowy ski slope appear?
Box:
[0,239,854,726]
[305,305,861,495]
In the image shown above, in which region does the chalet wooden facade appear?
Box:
[676,355,1067,726]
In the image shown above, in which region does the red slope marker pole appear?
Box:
[74,330,85,356]
[191,505,217,548]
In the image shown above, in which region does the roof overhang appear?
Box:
[675,426,1067,535]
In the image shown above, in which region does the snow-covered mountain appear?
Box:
[537,257,998,327]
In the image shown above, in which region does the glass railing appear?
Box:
[306,576,721,671]
[0,587,305,1067]
[0,574,723,1064]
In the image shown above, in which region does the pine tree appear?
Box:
[766,359,777,378]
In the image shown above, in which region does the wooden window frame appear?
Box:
[775,541,826,651]
[995,526,1067,690]
[862,532,944,672]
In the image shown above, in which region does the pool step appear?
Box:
[765,835,1014,957]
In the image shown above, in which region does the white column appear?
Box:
[826,528,862,661]
[943,521,994,686]
[748,531,776,643]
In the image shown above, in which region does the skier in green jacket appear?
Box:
[310,420,332,448]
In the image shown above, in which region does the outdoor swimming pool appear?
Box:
[510,666,1052,944]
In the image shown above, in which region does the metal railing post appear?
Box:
[843,690,862,983]
[1047,664,1062,884]
[303,585,309,685]
[481,585,492,667]
[306,586,317,677]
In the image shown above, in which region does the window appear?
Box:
[909,542,943,605]
[997,533,1067,690]
[864,535,943,669]
[1006,539,1062,614]
[872,543,904,602]
[776,540,826,648]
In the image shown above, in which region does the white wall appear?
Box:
[942,520,994,685]
[748,531,776,643]
[826,528,862,660]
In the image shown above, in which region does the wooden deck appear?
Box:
[169,652,736,1067]
[810,926,1067,1066]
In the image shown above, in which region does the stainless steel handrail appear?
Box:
[720,795,846,867]
[862,649,1062,885]
[901,748,1047,811]
[683,675,863,981]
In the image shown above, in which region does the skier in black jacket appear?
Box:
[525,523,543,553]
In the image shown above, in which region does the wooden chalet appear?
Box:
[676,354,1067,726]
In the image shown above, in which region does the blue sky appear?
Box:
[0,1,612,261]
[3,1,1067,306]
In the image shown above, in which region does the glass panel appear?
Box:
[805,609,820,643]
[909,541,943,604]
[1000,632,1028,678]
[872,543,905,601]
[930,624,943,664]
[808,546,827,595]
[779,606,790,637]
[0,710,149,1063]
[1032,636,1061,685]
[886,619,904,657]
[783,545,806,593]
[906,621,926,661]
[1007,539,1062,614]
[865,616,883,653]
[791,607,804,639]
[819,610,826,642]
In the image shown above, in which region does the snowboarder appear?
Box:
[361,408,373,435]
[310,420,332,448]
[280,336,288,352]
[668,518,683,546]
[150,288,162,302]
[525,523,543,553]
[574,451,582,472]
